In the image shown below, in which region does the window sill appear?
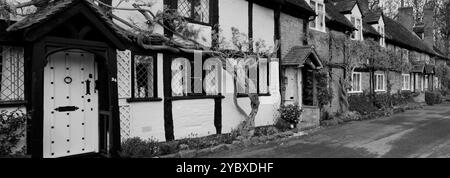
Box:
[185,18,212,27]
[237,93,271,98]
[0,100,27,107]
[348,91,363,94]
[309,27,327,33]
[167,95,225,101]
[127,98,163,103]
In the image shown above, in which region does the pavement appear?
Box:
[202,103,450,158]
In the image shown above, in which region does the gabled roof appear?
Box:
[325,1,355,31]
[282,45,323,69]
[411,64,436,74]
[6,0,128,49]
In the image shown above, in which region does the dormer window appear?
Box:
[379,26,385,47]
[308,0,326,32]
[350,16,362,40]
[177,0,210,24]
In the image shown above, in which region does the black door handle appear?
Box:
[55,106,79,112]
[86,79,91,95]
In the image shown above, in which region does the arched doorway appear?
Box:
[43,49,99,158]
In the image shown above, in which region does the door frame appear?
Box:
[29,36,120,158]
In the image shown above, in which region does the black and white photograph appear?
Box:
[1,0,450,174]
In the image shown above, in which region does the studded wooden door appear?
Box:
[43,50,99,158]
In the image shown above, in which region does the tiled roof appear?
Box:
[282,45,323,69]
[363,12,381,24]
[325,1,355,31]
[383,15,437,57]
[411,64,425,73]
[6,0,129,41]
[332,0,358,13]
[285,0,315,15]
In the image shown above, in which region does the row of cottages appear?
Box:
[303,0,449,114]
[0,0,322,158]
[0,0,447,158]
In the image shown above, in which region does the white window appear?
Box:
[351,16,363,40]
[350,72,362,93]
[308,0,326,32]
[402,74,411,91]
[424,75,429,90]
[379,26,385,47]
[375,73,385,92]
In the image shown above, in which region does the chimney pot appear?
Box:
[423,8,434,47]
[398,7,414,31]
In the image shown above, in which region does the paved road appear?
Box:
[203,103,450,158]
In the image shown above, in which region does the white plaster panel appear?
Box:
[253,4,275,50]
[218,0,249,50]
[172,99,216,139]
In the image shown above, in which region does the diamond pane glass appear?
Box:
[177,0,209,23]
[134,55,154,98]
[0,46,25,101]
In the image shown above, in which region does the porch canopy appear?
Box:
[281,45,324,70]
[6,0,128,50]
[411,64,436,75]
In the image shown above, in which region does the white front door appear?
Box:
[43,50,99,158]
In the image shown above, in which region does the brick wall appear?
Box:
[298,106,320,131]
[280,13,305,58]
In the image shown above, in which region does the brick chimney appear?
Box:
[398,7,414,31]
[423,7,434,48]
[357,0,369,15]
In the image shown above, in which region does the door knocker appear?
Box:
[64,77,73,84]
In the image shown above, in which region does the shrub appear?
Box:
[120,137,160,158]
[425,92,435,105]
[254,126,279,137]
[425,91,442,105]
[336,111,362,122]
[277,104,302,126]
[435,92,443,104]
[348,92,378,114]
[373,93,392,109]
[0,110,27,157]
[274,117,293,132]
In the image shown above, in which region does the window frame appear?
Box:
[402,74,411,91]
[175,0,212,26]
[128,52,161,103]
[0,45,27,106]
[308,0,326,33]
[349,72,362,93]
[375,73,386,92]
[350,16,362,41]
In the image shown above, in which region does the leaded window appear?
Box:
[177,0,210,24]
[0,46,25,102]
[131,54,157,99]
